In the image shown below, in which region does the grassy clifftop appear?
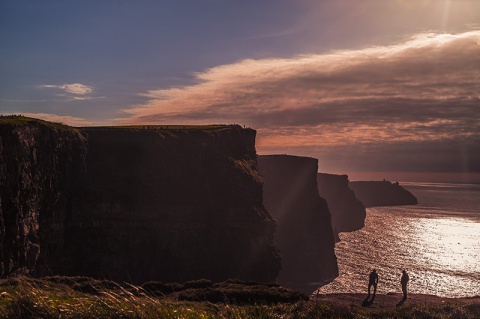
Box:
[0,115,243,131]
[0,115,80,132]
[85,124,240,130]
[0,115,44,125]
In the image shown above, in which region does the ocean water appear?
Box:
[316,182,480,298]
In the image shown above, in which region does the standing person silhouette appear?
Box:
[401,270,409,300]
[368,269,378,298]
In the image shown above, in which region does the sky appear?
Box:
[1,0,480,182]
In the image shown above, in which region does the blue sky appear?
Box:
[1,0,480,181]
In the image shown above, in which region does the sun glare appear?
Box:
[412,217,480,273]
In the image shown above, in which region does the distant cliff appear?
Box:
[0,116,280,283]
[349,181,418,207]
[317,173,366,238]
[258,155,338,293]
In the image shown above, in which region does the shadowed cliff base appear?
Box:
[0,116,280,284]
[349,180,418,207]
[258,155,338,293]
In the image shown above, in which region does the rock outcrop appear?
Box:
[258,155,338,293]
[349,181,418,207]
[0,116,280,283]
[317,173,366,238]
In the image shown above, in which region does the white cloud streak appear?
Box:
[119,30,480,173]
[123,30,479,125]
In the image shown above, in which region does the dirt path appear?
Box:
[311,293,480,309]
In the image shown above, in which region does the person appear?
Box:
[401,270,409,300]
[367,269,378,297]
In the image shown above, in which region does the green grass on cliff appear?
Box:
[0,115,245,131]
[0,115,34,124]
[0,115,80,133]
[1,278,479,319]
[83,124,242,130]
[0,115,58,126]
[120,124,235,129]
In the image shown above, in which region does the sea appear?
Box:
[316,182,480,298]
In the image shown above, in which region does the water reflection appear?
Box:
[413,217,479,273]
[317,207,480,297]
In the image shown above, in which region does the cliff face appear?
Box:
[258,155,338,292]
[349,181,418,207]
[67,127,280,283]
[0,117,280,283]
[317,173,366,237]
[0,119,87,277]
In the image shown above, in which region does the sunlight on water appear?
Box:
[316,184,480,298]
[413,218,480,274]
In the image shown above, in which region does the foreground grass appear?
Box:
[1,278,479,319]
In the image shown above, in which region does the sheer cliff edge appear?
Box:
[0,116,280,283]
[317,173,366,240]
[258,155,338,293]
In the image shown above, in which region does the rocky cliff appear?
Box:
[317,173,365,238]
[0,117,87,277]
[67,126,280,283]
[349,181,418,207]
[258,155,338,293]
[0,116,280,283]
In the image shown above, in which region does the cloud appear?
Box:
[120,30,480,173]
[40,83,93,95]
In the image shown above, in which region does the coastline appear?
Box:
[317,181,480,297]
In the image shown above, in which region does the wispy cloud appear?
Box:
[40,83,93,95]
[119,30,480,173]
[123,30,479,125]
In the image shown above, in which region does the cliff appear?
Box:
[258,155,338,293]
[0,116,280,283]
[0,117,87,277]
[67,126,280,283]
[317,173,366,238]
[349,181,418,207]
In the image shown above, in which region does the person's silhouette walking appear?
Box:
[367,269,378,298]
[401,270,409,300]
